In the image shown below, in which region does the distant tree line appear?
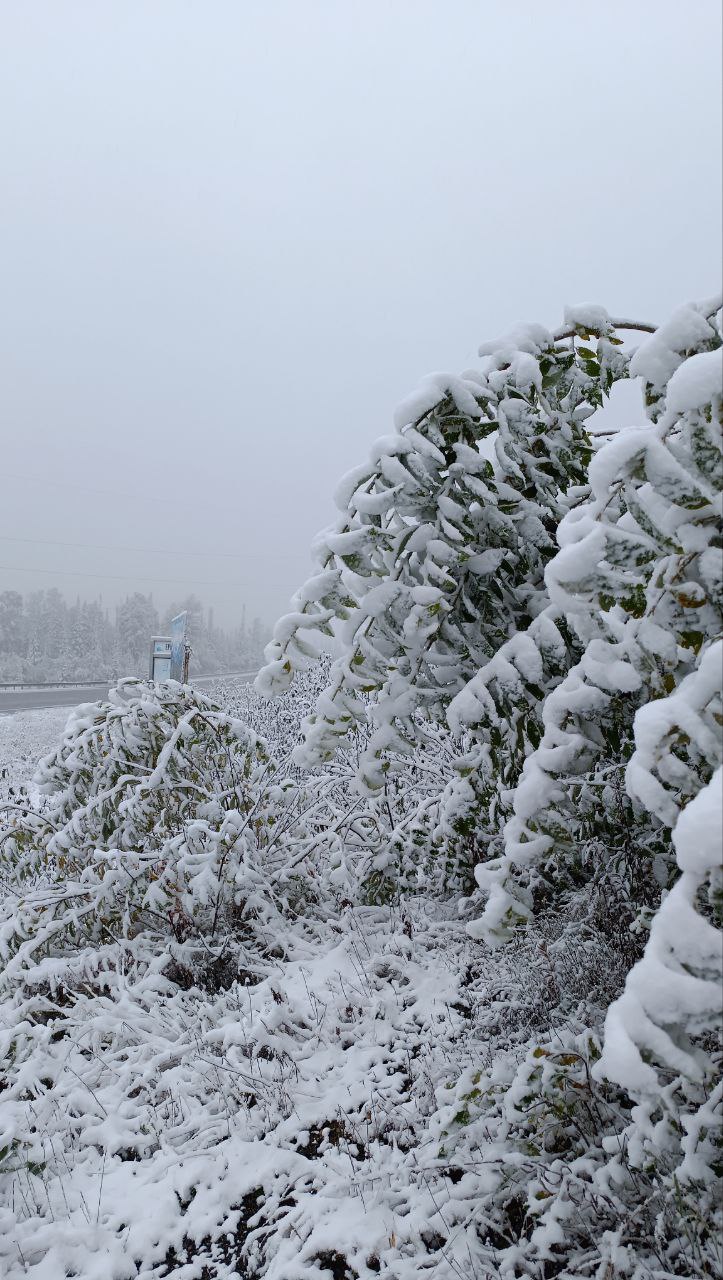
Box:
[0,588,269,683]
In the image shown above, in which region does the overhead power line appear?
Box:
[0,561,265,589]
[0,533,250,561]
[3,470,219,509]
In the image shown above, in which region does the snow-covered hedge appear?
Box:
[257,294,723,1273]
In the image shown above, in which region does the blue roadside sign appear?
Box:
[170,612,188,682]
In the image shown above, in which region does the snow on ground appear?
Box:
[0,895,500,1280]
[2,675,712,1276]
[0,684,519,1279]
[0,706,71,803]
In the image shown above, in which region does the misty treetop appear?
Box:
[0,588,269,682]
[0,295,720,1279]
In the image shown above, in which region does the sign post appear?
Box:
[149,637,172,682]
[170,612,189,683]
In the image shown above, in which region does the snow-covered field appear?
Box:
[2,681,709,1279]
[0,691,523,1279]
[1,891,497,1279]
[0,706,72,803]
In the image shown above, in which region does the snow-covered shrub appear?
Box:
[218,659,468,901]
[592,689,723,1242]
[474,301,722,942]
[257,309,632,792]
[256,295,722,1275]
[0,678,325,993]
[259,298,720,930]
[257,307,651,912]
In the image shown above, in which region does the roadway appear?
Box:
[0,672,258,716]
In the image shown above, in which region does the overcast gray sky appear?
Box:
[1,1,721,628]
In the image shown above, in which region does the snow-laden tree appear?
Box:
[471,300,722,940]
[258,299,720,915]
[255,296,722,1273]
[258,306,637,793]
[0,591,23,655]
[593,656,722,1203]
[456,302,721,1275]
[116,591,159,668]
[0,588,266,682]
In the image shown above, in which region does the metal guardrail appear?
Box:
[0,679,110,691]
[0,670,259,693]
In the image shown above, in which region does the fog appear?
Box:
[1,1,720,628]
